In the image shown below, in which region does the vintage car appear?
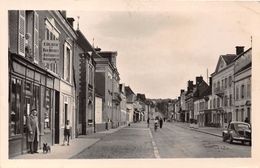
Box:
[222,121,251,145]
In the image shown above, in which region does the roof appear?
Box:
[222,54,237,65]
[233,48,252,61]
[125,86,135,96]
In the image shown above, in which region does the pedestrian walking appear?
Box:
[63,120,71,146]
[147,117,150,127]
[154,118,159,131]
[159,117,163,128]
[27,109,40,154]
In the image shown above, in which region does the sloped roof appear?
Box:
[222,54,237,65]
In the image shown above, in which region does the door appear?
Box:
[22,96,31,153]
[54,91,60,144]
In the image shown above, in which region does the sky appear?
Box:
[67,1,259,99]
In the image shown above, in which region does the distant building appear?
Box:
[97,51,121,128]
[119,84,127,125]
[125,86,136,123]
[94,51,114,130]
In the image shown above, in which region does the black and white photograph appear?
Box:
[1,0,260,168]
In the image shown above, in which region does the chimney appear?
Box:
[60,10,67,18]
[236,46,244,55]
[67,17,75,28]
[181,89,185,95]
[196,76,203,85]
[187,80,194,92]
[209,77,212,87]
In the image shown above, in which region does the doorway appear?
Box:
[54,91,60,144]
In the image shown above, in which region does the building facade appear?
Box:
[233,48,252,123]
[74,29,96,135]
[8,10,78,157]
[211,47,243,128]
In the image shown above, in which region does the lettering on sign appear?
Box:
[42,40,60,62]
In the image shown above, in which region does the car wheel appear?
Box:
[229,136,233,144]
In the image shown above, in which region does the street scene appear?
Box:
[6,1,257,161]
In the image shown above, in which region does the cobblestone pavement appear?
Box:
[72,121,251,159]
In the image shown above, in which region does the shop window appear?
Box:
[10,78,22,136]
[44,88,51,129]
[224,113,227,123]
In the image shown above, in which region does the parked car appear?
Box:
[222,121,251,145]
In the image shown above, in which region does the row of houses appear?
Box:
[8,10,156,157]
[173,46,252,128]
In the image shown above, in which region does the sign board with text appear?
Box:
[42,40,60,62]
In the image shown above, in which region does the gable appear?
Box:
[215,56,227,73]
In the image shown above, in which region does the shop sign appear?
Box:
[42,40,60,62]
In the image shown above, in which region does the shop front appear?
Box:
[9,53,55,157]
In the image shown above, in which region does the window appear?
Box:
[217,81,220,91]
[64,42,72,83]
[213,98,216,109]
[10,78,22,136]
[247,82,251,98]
[88,64,94,85]
[224,95,228,106]
[229,76,232,87]
[241,85,245,99]
[241,108,244,122]
[217,98,220,108]
[236,86,239,100]
[221,79,224,89]
[229,94,232,106]
[225,78,227,89]
[236,109,239,121]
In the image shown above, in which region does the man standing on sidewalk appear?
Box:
[27,109,40,154]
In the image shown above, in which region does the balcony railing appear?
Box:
[214,87,224,97]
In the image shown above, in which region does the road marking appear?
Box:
[149,129,160,158]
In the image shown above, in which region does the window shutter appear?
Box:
[34,11,39,63]
[18,10,25,56]
[63,43,67,79]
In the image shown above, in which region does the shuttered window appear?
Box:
[33,11,39,64]
[18,10,26,56]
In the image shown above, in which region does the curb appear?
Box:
[189,128,222,138]
[174,124,222,138]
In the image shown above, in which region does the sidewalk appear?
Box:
[172,122,223,137]
[12,124,127,159]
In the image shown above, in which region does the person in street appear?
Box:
[154,117,159,131]
[63,120,72,146]
[244,117,250,124]
[27,109,40,154]
[159,117,163,128]
[147,117,150,127]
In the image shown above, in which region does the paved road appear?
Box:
[72,122,251,159]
